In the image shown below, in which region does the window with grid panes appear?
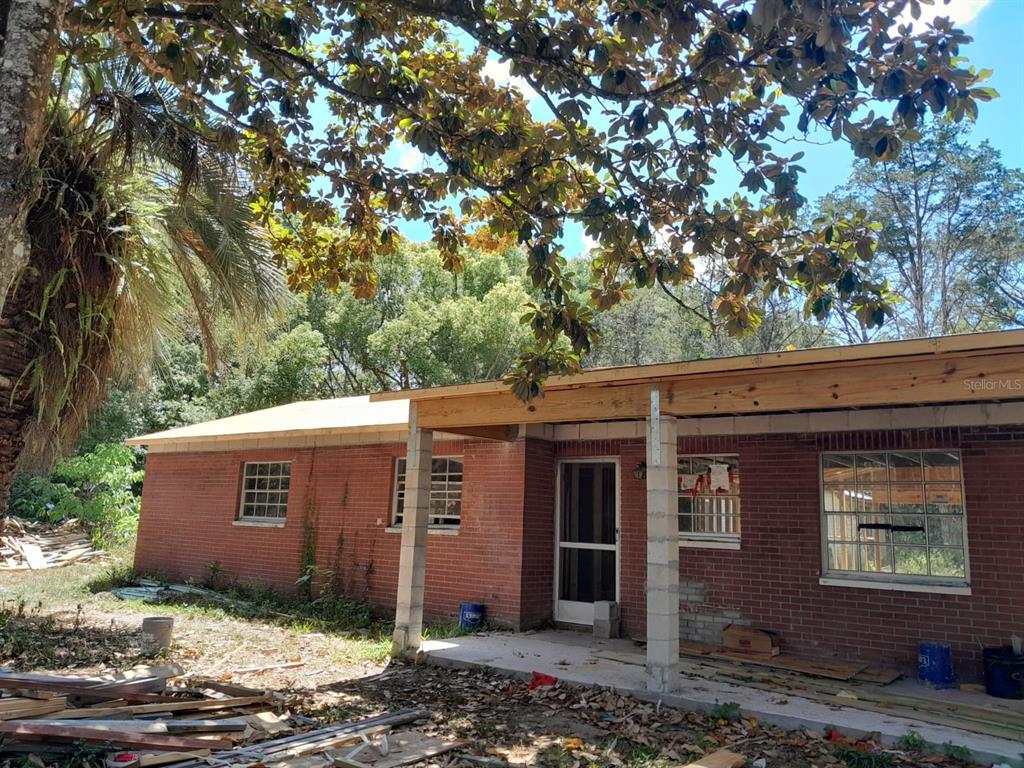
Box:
[821,451,968,586]
[677,455,740,544]
[392,457,463,527]
[239,462,291,521]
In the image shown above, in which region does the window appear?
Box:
[239,462,291,521]
[392,457,463,527]
[821,451,968,586]
[678,455,740,545]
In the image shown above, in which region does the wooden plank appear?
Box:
[852,667,903,685]
[0,698,68,720]
[335,732,467,768]
[0,721,233,750]
[37,718,249,734]
[39,694,272,720]
[373,330,1024,401]
[680,643,867,681]
[681,749,745,768]
[430,424,519,441]
[661,351,1024,417]
[138,750,211,767]
[414,350,1024,428]
[0,672,173,699]
[416,382,651,428]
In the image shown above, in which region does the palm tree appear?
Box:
[0,59,287,507]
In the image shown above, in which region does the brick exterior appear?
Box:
[136,425,1024,680]
[136,438,538,628]
[552,427,1024,680]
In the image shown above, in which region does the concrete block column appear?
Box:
[391,402,433,656]
[645,385,679,692]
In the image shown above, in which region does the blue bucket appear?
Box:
[983,647,1024,699]
[918,642,957,688]
[458,602,485,631]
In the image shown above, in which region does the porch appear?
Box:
[376,331,1024,692]
[420,630,1024,767]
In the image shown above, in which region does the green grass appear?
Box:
[895,731,929,753]
[834,746,894,768]
[710,701,742,723]
[0,541,464,669]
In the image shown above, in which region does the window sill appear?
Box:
[680,539,740,550]
[233,519,286,529]
[384,526,460,536]
[819,576,971,596]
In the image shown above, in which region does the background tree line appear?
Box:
[8,119,1024,541]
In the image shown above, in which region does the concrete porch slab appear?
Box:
[421,630,1023,767]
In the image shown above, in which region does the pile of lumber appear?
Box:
[0,517,105,570]
[0,665,456,767]
[0,663,290,765]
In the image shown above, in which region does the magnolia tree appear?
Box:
[1,0,997,398]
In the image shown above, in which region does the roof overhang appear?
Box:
[371,330,1024,432]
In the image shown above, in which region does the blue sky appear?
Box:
[381,0,1024,256]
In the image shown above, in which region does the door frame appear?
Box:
[553,457,622,625]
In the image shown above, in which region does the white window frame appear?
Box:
[238,461,292,523]
[819,450,971,591]
[677,454,741,549]
[391,456,463,530]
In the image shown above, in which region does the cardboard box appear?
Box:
[722,624,780,657]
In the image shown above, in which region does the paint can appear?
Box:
[918,641,956,688]
[141,616,174,656]
[983,647,1024,699]
[458,602,485,631]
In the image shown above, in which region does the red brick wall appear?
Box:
[555,427,1024,679]
[137,425,1024,678]
[135,438,535,627]
[520,438,556,627]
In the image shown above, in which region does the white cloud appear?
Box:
[397,144,424,172]
[900,0,991,27]
[482,58,540,104]
[580,232,600,256]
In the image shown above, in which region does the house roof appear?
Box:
[128,329,1024,447]
[126,395,409,447]
[369,329,1024,432]
[372,329,1024,401]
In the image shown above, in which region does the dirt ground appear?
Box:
[0,549,991,768]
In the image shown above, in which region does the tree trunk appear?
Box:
[0,270,41,510]
[0,0,65,317]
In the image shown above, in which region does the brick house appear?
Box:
[130,331,1024,689]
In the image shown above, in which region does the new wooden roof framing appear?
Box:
[370,329,1024,432]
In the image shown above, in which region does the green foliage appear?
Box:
[817,119,1024,342]
[7,444,143,547]
[942,742,973,763]
[58,0,994,392]
[834,747,894,768]
[134,579,377,635]
[895,731,929,753]
[215,322,330,415]
[709,701,742,723]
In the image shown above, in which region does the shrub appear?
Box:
[7,444,143,547]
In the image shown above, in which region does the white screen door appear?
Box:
[555,461,619,625]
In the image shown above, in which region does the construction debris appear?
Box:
[0,518,105,570]
[0,664,436,768]
[681,750,746,768]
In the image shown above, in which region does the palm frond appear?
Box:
[7,55,288,470]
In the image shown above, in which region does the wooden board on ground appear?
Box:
[681,749,745,768]
[0,721,234,750]
[852,666,903,685]
[680,642,868,681]
[138,750,211,767]
[333,731,467,768]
